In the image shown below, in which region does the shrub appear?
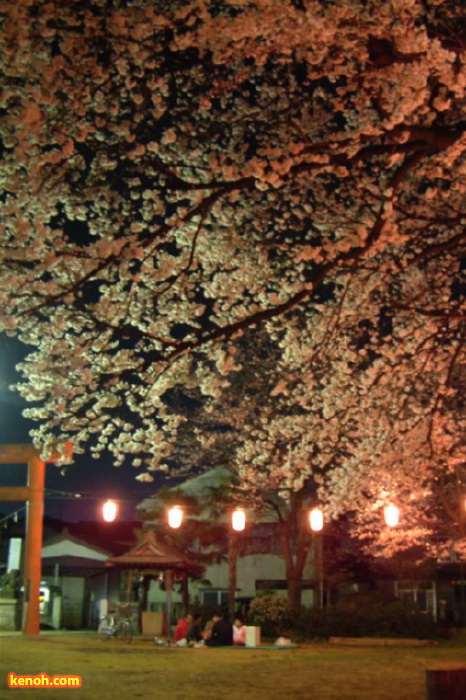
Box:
[249,595,293,637]
[292,595,438,640]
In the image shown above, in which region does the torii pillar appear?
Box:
[0,443,71,635]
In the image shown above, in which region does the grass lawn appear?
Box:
[1,633,465,700]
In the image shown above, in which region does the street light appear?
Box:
[309,507,324,609]
[229,508,247,619]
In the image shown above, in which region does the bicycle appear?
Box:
[98,603,134,643]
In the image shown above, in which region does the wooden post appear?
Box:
[180,572,189,614]
[426,667,466,700]
[313,533,324,609]
[165,570,173,640]
[228,532,238,620]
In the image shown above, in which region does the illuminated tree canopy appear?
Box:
[1,0,465,553]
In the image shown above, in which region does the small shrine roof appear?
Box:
[106,529,204,575]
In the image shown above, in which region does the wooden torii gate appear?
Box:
[0,443,71,635]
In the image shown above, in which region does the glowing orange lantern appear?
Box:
[167,505,183,529]
[309,507,324,532]
[384,503,400,527]
[231,508,246,532]
[102,499,118,522]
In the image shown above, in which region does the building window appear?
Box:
[201,590,229,608]
[395,580,436,616]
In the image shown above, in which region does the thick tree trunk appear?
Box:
[277,498,312,617]
[286,572,303,615]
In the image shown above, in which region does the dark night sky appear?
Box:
[0,335,157,523]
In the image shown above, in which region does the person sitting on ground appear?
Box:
[188,613,203,644]
[205,612,233,647]
[202,610,222,641]
[174,613,193,645]
[233,616,246,646]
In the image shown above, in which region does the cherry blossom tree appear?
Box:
[1,0,465,557]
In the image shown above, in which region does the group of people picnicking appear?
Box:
[172,609,246,647]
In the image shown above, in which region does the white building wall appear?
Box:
[145,551,317,609]
[237,554,287,597]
